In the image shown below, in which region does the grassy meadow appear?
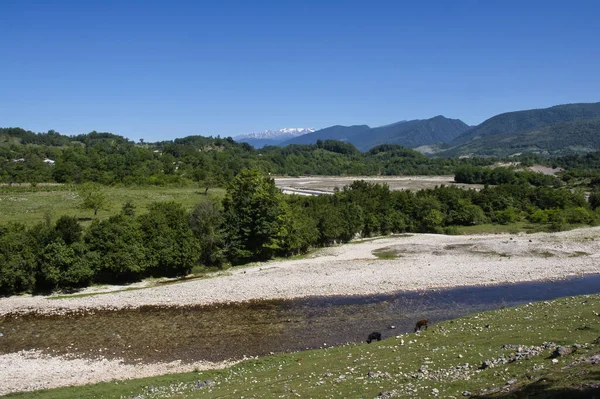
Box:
[0,185,225,226]
[453,222,549,235]
[0,184,559,235]
[6,294,600,398]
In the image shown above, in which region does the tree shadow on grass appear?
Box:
[474,372,600,398]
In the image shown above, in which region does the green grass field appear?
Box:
[6,294,600,398]
[0,185,225,226]
[0,184,585,237]
[454,222,547,235]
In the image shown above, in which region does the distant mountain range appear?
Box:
[280,125,371,146]
[240,101,600,157]
[280,116,471,151]
[235,128,315,148]
[353,116,470,151]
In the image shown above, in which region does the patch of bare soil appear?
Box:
[528,165,564,175]
[274,175,484,193]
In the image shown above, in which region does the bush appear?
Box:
[448,202,488,226]
[494,207,521,225]
[85,214,149,283]
[564,207,597,224]
[54,216,83,245]
[547,209,567,232]
[0,224,37,295]
[139,202,201,276]
[589,190,600,209]
[190,199,225,267]
[528,209,549,224]
[443,226,460,235]
[36,241,93,291]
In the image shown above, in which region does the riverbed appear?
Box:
[2,227,600,394]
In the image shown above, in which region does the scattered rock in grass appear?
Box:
[195,379,214,389]
[550,346,573,358]
[480,360,493,370]
[367,371,391,379]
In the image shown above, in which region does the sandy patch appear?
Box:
[0,350,238,396]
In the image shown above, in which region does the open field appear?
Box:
[274,175,484,195]
[0,175,477,224]
[0,185,225,226]
[2,227,600,394]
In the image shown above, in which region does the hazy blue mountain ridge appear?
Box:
[280,125,371,146]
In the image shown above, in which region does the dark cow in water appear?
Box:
[414,318,429,332]
[366,332,382,343]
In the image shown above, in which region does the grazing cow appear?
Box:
[366,332,382,344]
[414,318,429,332]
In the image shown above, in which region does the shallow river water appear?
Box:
[1,274,599,364]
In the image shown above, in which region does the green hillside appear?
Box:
[452,102,600,145]
[441,119,600,157]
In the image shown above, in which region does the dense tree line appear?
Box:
[454,166,562,186]
[1,170,597,296]
[0,128,72,147]
[552,152,600,186]
[1,128,503,186]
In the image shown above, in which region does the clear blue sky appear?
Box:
[1,0,599,142]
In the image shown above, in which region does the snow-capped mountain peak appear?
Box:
[236,128,315,140]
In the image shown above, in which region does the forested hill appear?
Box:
[1,128,499,185]
[452,102,600,145]
[281,116,470,150]
[351,116,470,151]
[280,125,371,146]
[441,119,600,158]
